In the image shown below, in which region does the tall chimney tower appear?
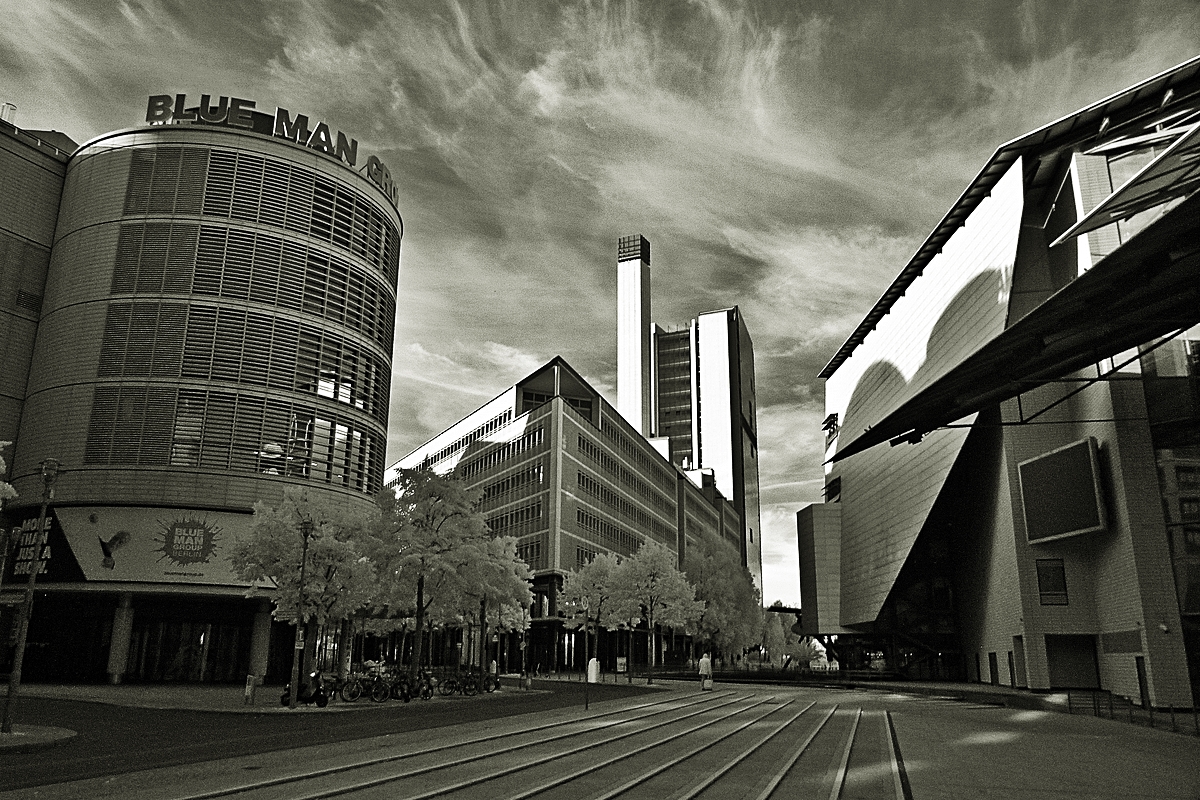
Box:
[616,234,652,434]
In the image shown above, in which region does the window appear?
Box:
[1036,559,1068,605]
[1184,526,1200,557]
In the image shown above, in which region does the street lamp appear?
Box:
[288,515,314,709]
[2,458,60,734]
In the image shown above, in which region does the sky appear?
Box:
[4,0,1199,606]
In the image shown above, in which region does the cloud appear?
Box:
[5,0,1199,610]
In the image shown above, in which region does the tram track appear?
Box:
[170,691,746,800]
[175,689,913,800]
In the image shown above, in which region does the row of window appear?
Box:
[516,538,543,571]
[575,509,642,557]
[97,301,389,422]
[421,409,514,469]
[576,546,598,572]
[487,501,545,536]
[457,427,545,480]
[124,146,400,283]
[481,463,545,505]
[83,385,383,492]
[576,434,673,515]
[576,470,674,544]
[598,414,676,491]
[524,390,594,418]
[110,222,395,351]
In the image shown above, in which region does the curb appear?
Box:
[0,724,78,754]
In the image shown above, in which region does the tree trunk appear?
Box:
[479,598,488,691]
[646,614,654,685]
[627,628,633,684]
[410,574,425,677]
[338,618,351,678]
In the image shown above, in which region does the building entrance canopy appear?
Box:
[832,190,1200,462]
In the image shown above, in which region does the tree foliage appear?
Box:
[442,535,533,675]
[0,442,17,506]
[373,466,490,675]
[611,540,703,680]
[760,606,823,667]
[229,488,378,626]
[685,534,761,658]
[560,552,622,670]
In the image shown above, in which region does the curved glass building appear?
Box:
[0,104,401,683]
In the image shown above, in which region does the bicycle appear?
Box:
[389,672,412,702]
[335,671,366,702]
[417,670,436,700]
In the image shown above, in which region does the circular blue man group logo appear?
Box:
[156,516,222,566]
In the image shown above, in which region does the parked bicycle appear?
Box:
[415,670,436,700]
[333,670,366,702]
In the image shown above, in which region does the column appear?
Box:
[248,599,272,678]
[106,593,134,685]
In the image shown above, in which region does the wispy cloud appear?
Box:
[5,0,1198,606]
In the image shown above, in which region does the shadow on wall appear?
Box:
[840,269,1005,441]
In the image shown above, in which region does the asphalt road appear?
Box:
[5,683,1200,800]
[0,680,652,791]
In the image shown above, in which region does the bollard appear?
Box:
[244,674,259,706]
[1170,705,1177,733]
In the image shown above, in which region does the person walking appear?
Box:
[698,652,713,691]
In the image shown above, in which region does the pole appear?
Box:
[288,516,313,709]
[2,458,59,734]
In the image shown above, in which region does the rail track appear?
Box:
[170,689,913,800]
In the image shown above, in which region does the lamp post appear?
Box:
[2,458,59,735]
[583,600,590,711]
[288,516,314,709]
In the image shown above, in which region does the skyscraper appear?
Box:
[616,235,763,591]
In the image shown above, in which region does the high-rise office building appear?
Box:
[388,356,743,672]
[0,94,401,684]
[616,236,763,591]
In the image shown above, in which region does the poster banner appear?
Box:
[47,506,266,587]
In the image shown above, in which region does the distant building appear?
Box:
[803,58,1200,706]
[388,357,741,672]
[616,235,763,592]
[0,95,401,684]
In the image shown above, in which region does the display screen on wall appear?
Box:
[1018,437,1107,544]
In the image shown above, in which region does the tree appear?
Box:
[229,487,378,707]
[760,605,787,665]
[560,552,621,676]
[611,540,703,684]
[0,442,17,584]
[373,466,490,677]
[444,535,533,683]
[229,488,379,627]
[685,535,762,661]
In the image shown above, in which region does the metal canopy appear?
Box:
[820,55,1200,380]
[831,190,1200,462]
[1051,122,1200,246]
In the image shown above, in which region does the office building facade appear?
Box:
[389,357,742,672]
[616,235,763,591]
[801,58,1200,707]
[0,95,401,683]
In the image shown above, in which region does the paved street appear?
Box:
[1,680,1197,799]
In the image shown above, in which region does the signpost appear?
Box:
[2,458,59,735]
